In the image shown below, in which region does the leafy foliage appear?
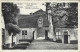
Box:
[2,3,19,24]
[51,5,68,27]
[2,3,20,34]
[66,3,78,26]
[50,3,78,27]
[6,23,20,34]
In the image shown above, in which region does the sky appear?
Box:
[15,2,46,15]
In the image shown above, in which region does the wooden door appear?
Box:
[45,30,48,40]
[64,35,68,44]
[64,31,68,44]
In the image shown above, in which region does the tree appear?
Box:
[50,3,69,27]
[50,3,78,27]
[47,3,78,41]
[6,23,20,35]
[2,3,19,24]
[2,3,20,34]
[66,3,78,27]
[2,3,20,48]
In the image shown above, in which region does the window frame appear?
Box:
[22,30,27,35]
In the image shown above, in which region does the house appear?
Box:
[18,13,49,41]
[1,9,49,48]
[1,16,20,48]
[1,15,5,46]
[1,15,11,48]
[2,8,78,47]
[55,27,78,44]
[17,9,78,44]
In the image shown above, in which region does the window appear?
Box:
[25,31,27,35]
[22,30,27,35]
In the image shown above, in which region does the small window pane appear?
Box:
[22,31,24,35]
[22,30,27,35]
[25,31,27,35]
[25,33,27,35]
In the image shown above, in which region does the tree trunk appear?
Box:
[53,27,56,41]
[48,14,56,41]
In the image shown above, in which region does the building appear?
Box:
[2,5,78,47]
[1,15,5,46]
[17,10,49,42]
[17,9,78,44]
[55,27,78,44]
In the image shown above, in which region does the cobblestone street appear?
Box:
[26,40,78,50]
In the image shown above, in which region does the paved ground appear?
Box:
[26,40,78,50]
[3,39,78,50]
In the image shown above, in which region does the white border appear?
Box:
[0,0,80,52]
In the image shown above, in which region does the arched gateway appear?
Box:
[33,16,49,40]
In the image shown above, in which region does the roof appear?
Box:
[18,14,49,28]
[18,9,78,28]
[33,9,45,15]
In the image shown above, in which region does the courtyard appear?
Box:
[26,40,78,50]
[3,39,78,50]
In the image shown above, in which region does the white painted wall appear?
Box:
[55,28,78,43]
[17,28,36,40]
[0,15,5,29]
[0,15,5,45]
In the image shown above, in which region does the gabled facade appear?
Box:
[17,9,78,44]
[18,10,49,41]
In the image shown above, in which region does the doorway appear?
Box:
[64,31,68,44]
[33,31,35,40]
[37,28,45,40]
[45,30,48,40]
